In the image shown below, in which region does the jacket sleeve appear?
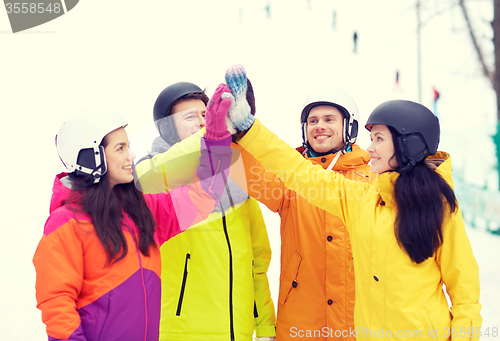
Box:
[248,198,276,337]
[152,136,233,244]
[135,129,205,194]
[33,213,87,341]
[437,206,482,341]
[238,119,369,227]
[234,143,289,214]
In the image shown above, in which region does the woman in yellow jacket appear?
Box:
[224,65,481,341]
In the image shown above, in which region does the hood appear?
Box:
[49,172,73,213]
[151,136,173,154]
[135,136,173,166]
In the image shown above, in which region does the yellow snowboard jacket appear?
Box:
[135,130,276,340]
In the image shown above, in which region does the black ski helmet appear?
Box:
[365,100,440,169]
[153,82,205,122]
[153,82,206,145]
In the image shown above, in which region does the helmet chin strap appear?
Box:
[305,141,339,156]
[305,140,348,171]
[302,117,353,170]
[397,160,416,173]
[302,122,341,156]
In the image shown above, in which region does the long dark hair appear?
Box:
[389,127,457,264]
[68,136,157,265]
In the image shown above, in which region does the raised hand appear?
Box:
[224,64,256,132]
[204,83,233,140]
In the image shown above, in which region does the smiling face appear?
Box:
[171,98,207,141]
[104,127,136,188]
[367,124,398,174]
[306,105,345,153]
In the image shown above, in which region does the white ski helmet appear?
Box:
[300,88,359,151]
[56,109,128,184]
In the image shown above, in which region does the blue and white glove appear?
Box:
[223,64,256,133]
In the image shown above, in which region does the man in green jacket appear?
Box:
[135,82,276,341]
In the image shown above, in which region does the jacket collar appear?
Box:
[373,171,399,208]
[432,151,453,188]
[296,144,371,171]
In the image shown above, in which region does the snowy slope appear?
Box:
[1,0,498,339]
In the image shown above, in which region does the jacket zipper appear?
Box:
[125,223,148,341]
[218,165,236,340]
[253,259,258,318]
[208,160,222,195]
[176,253,191,316]
[138,250,148,341]
[222,214,235,341]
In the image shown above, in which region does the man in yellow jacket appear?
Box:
[135,82,276,341]
[235,86,371,340]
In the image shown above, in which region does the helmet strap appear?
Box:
[92,148,107,183]
[305,141,340,157]
[343,116,358,145]
[74,145,107,184]
[301,122,308,150]
[398,160,416,173]
[302,121,346,157]
[343,117,348,144]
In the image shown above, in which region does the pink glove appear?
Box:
[204,83,233,140]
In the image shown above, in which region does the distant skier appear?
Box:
[393,69,403,92]
[353,31,358,53]
[266,3,271,18]
[433,86,440,116]
[332,10,337,30]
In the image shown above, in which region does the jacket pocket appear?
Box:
[79,293,110,340]
[278,251,302,305]
[176,253,190,316]
[419,309,438,340]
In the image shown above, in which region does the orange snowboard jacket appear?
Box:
[238,143,371,340]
